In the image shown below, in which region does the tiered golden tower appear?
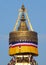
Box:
[8,5,38,65]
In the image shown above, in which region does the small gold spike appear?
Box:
[21,4,25,12]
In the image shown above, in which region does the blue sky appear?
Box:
[0,0,46,65]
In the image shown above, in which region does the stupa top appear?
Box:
[13,5,33,31]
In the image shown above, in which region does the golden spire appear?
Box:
[18,11,28,31]
[13,4,33,31]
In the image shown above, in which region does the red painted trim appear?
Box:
[9,45,37,48]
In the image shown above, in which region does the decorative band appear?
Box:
[9,43,38,48]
